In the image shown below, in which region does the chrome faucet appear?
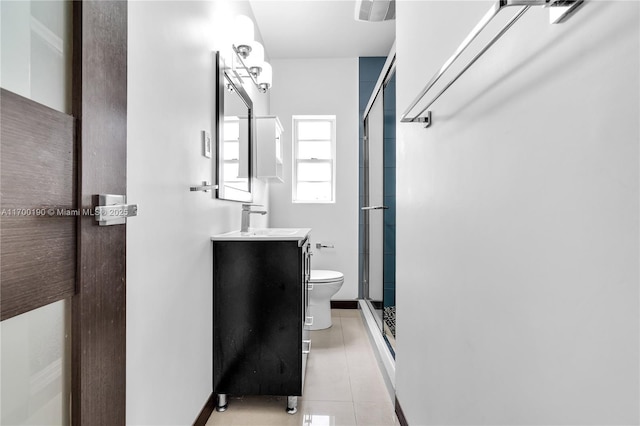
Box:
[241,203,267,232]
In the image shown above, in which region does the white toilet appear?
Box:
[308,270,344,330]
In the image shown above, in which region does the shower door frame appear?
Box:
[361,50,397,352]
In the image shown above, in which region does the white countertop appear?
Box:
[211,228,311,242]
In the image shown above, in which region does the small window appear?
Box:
[292,116,336,203]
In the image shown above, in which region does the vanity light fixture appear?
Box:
[245,41,264,78]
[257,62,272,93]
[229,15,273,93]
[232,15,254,58]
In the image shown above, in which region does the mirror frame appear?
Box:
[215,51,254,202]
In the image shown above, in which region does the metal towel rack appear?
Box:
[190,181,218,192]
[316,242,335,249]
[400,0,584,128]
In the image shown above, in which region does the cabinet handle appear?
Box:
[305,316,314,326]
[302,340,312,354]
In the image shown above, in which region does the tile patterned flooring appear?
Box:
[205,309,398,426]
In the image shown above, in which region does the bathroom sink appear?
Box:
[251,228,299,236]
[211,228,311,242]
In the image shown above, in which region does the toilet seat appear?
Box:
[310,270,344,284]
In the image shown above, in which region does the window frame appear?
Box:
[292,115,337,204]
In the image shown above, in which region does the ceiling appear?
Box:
[249,0,396,60]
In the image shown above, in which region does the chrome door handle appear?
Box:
[95,194,138,226]
[361,205,389,210]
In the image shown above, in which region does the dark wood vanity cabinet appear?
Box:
[212,237,311,404]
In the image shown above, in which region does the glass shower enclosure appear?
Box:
[361,55,396,355]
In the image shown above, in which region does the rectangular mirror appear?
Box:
[215,51,253,202]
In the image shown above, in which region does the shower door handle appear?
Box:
[361,205,388,210]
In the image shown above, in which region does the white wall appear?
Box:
[395,1,639,425]
[127,2,269,424]
[269,58,359,300]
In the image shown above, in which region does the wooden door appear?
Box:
[0,1,127,424]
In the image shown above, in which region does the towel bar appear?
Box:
[400,0,584,127]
